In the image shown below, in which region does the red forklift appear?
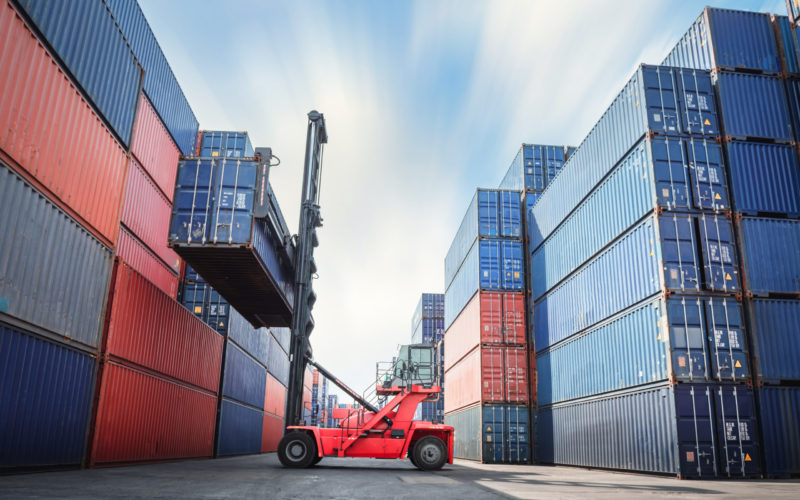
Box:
[278,112,453,470]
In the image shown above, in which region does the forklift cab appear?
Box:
[383,344,436,389]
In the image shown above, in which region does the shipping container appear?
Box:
[747,299,800,383]
[757,385,800,477]
[536,383,760,478]
[445,190,522,287]
[444,404,529,464]
[529,65,718,249]
[261,412,284,453]
[265,373,287,418]
[130,93,181,201]
[169,156,295,327]
[445,240,524,329]
[772,15,800,75]
[534,212,740,351]
[537,295,749,406]
[104,260,223,392]
[789,0,800,25]
[530,135,728,299]
[783,77,800,142]
[412,317,444,345]
[90,361,217,465]
[714,72,793,142]
[220,342,266,410]
[0,162,114,350]
[0,322,95,470]
[725,142,800,217]
[197,131,255,158]
[270,327,291,356]
[122,157,181,273]
[13,0,142,145]
[215,398,263,457]
[444,291,526,371]
[663,7,781,74]
[498,144,566,192]
[444,345,527,412]
[411,293,444,332]
[117,226,179,299]
[0,2,130,247]
[268,332,290,387]
[737,217,800,296]
[104,0,199,155]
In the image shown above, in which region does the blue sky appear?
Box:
[142,0,786,398]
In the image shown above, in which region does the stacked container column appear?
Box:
[411,293,445,423]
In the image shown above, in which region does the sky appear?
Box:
[141,0,785,401]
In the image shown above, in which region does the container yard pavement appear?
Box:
[1,455,797,499]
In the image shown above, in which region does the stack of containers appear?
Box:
[787,0,800,25]
[499,144,571,216]
[664,7,800,477]
[530,58,764,478]
[411,293,445,423]
[443,189,530,464]
[320,377,328,427]
[311,369,320,425]
[302,366,313,424]
[327,394,339,427]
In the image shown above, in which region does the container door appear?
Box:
[481,347,505,403]
[522,145,535,191]
[650,137,691,210]
[696,214,739,292]
[532,145,545,190]
[211,158,258,244]
[479,240,501,289]
[640,67,681,134]
[712,386,761,477]
[673,385,718,478]
[504,348,529,404]
[655,214,701,292]
[482,405,505,463]
[505,405,530,464]
[502,293,526,344]
[674,67,719,136]
[480,292,503,344]
[703,298,749,382]
[477,190,499,237]
[500,241,524,290]
[171,158,215,244]
[664,297,710,381]
[685,139,728,211]
[499,191,521,238]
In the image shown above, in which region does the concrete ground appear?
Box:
[1,454,798,499]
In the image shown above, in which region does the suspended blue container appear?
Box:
[499,144,566,192]
[0,323,95,470]
[14,0,142,147]
[104,0,199,154]
[445,240,524,328]
[529,65,718,250]
[748,299,800,383]
[726,142,800,217]
[757,385,800,477]
[663,7,780,74]
[534,212,739,351]
[197,131,255,158]
[537,295,749,405]
[738,217,800,296]
[221,342,267,410]
[714,72,793,142]
[215,398,263,457]
[530,135,728,299]
[445,189,522,287]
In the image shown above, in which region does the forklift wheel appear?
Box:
[407,445,420,469]
[412,436,447,471]
[311,454,323,465]
[278,431,317,468]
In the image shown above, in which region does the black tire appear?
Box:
[412,436,447,471]
[278,431,317,468]
[311,454,323,465]
[407,445,420,469]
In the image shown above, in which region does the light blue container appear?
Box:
[725,142,800,216]
[714,72,793,142]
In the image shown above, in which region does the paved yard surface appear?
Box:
[1,454,797,499]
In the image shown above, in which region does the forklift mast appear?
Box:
[285,111,327,427]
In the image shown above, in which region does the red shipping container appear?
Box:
[444,291,527,371]
[90,361,217,465]
[0,1,128,247]
[443,346,504,414]
[303,385,311,411]
[130,93,180,201]
[312,369,320,385]
[504,346,529,404]
[121,157,181,272]
[265,373,286,418]
[261,412,284,453]
[116,227,179,299]
[103,260,223,392]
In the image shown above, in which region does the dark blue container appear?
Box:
[198,131,255,158]
[221,342,266,410]
[482,405,529,464]
[412,317,444,345]
[267,332,290,387]
[737,217,800,295]
[714,72,793,142]
[757,385,800,477]
[726,142,800,217]
[499,144,566,192]
[170,156,295,327]
[747,299,800,383]
[411,293,445,332]
[269,327,291,356]
[773,15,800,75]
[0,322,95,469]
[215,398,263,457]
[104,0,199,154]
[783,77,800,142]
[15,0,142,147]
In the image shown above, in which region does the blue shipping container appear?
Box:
[0,162,114,350]
[170,156,295,327]
[789,0,800,24]
[0,323,95,469]
[267,332,290,387]
[714,72,793,142]
[221,342,267,410]
[662,7,781,75]
[726,142,800,216]
[411,293,444,333]
[412,317,444,345]
[445,190,522,287]
[498,144,566,192]
[444,404,529,463]
[773,15,800,75]
[536,384,760,478]
[104,0,199,154]
[215,398,263,457]
[530,135,728,299]
[534,213,740,351]
[15,0,142,147]
[783,77,800,143]
[270,327,291,356]
[737,217,800,296]
[757,385,800,477]
[445,240,524,328]
[198,131,255,158]
[529,65,718,249]
[537,295,749,406]
[747,299,800,383]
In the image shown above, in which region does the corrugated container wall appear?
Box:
[104,0,199,154]
[13,0,142,146]
[757,386,800,477]
[0,1,130,247]
[130,93,181,201]
[725,142,800,217]
[737,217,800,295]
[0,162,114,350]
[748,299,800,383]
[772,15,800,75]
[116,226,179,299]
[220,342,266,410]
[215,398,263,457]
[714,72,793,142]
